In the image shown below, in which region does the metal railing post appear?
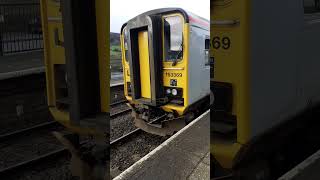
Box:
[0,3,43,55]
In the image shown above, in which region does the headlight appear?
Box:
[171,89,178,96]
[166,89,171,94]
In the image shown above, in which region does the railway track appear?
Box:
[0,102,205,178]
[0,125,65,177]
[110,129,167,177]
[0,97,130,178]
[0,83,126,141]
[110,99,127,107]
[0,96,130,144]
[110,114,171,177]
[0,81,161,178]
[0,65,126,178]
[110,114,166,145]
[0,121,59,142]
[0,128,139,178]
[212,175,233,180]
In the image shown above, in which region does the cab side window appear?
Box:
[205,38,210,66]
[123,27,129,62]
[164,16,183,61]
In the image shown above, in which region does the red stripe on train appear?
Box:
[189,16,209,27]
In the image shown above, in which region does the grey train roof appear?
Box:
[121,8,209,33]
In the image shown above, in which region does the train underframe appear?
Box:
[128,95,210,136]
[212,104,320,180]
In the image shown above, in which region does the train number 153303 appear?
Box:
[212,36,231,50]
[165,72,182,77]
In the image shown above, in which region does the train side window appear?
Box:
[123,27,129,62]
[164,16,183,62]
[304,0,320,14]
[205,38,210,66]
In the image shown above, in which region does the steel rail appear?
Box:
[0,121,59,142]
[110,108,131,119]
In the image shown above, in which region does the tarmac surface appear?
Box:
[114,110,210,180]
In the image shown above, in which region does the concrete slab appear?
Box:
[114,110,210,180]
[188,161,210,180]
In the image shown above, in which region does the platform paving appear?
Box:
[114,110,210,180]
[0,51,124,84]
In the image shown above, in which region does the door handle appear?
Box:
[211,20,240,27]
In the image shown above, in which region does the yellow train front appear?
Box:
[121,8,210,136]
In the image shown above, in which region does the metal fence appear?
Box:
[0,3,43,56]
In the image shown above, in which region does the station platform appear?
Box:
[279,148,320,180]
[111,72,123,85]
[0,51,44,74]
[0,51,44,80]
[114,110,210,180]
[0,51,124,85]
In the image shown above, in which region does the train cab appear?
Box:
[121,8,210,136]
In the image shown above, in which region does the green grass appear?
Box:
[110,45,122,60]
[110,45,123,72]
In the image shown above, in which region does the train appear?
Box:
[120,8,211,136]
[211,0,320,179]
[40,0,109,179]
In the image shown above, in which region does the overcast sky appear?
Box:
[110,0,210,33]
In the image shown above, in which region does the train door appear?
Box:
[137,30,151,99]
[126,15,164,107]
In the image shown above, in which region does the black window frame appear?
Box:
[163,15,184,62]
[123,27,129,62]
[205,38,210,66]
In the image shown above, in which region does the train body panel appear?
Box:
[250,0,302,140]
[212,0,320,174]
[41,1,110,178]
[188,23,210,106]
[299,14,320,112]
[211,0,251,168]
[41,0,109,135]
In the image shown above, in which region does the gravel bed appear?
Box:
[110,132,168,178]
[110,85,125,104]
[0,74,50,135]
[4,153,75,180]
[0,126,63,169]
[0,112,51,135]
[110,113,136,141]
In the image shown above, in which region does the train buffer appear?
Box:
[114,110,210,180]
